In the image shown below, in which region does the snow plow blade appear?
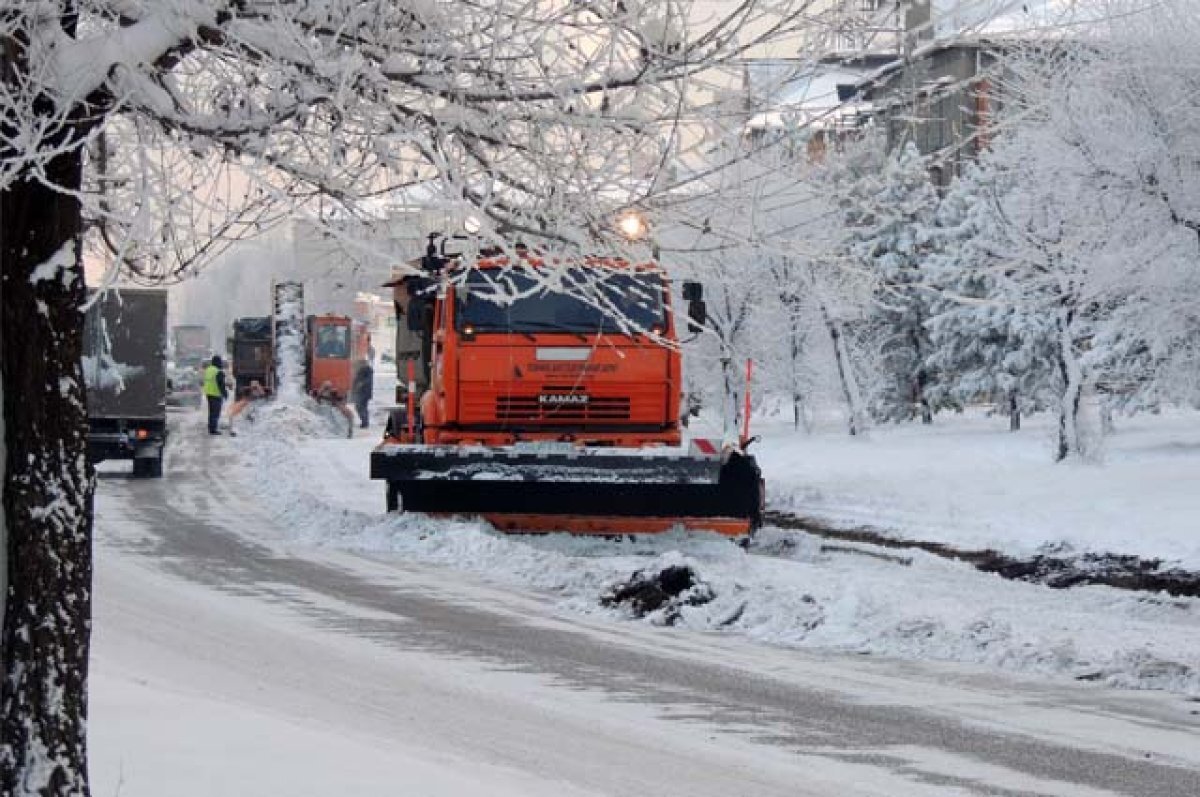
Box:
[370,443,763,536]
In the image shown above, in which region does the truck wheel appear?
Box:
[133,454,164,479]
[386,482,400,513]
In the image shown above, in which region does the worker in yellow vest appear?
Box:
[202,355,229,435]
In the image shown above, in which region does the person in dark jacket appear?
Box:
[202,355,229,435]
[352,359,374,429]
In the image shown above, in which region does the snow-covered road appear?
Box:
[87,411,1200,795]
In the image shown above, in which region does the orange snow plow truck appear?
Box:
[369,236,764,536]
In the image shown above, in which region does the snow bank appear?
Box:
[232,396,351,440]
[234,420,1200,697]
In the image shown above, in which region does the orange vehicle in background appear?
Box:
[307,315,371,398]
[370,237,763,536]
[231,284,370,433]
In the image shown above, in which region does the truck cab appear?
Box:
[308,315,371,399]
[416,256,684,448]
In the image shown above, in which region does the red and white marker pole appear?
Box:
[741,358,753,448]
[406,359,417,442]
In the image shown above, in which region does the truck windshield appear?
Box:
[456,267,666,334]
[315,325,350,358]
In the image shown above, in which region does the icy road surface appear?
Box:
[89,414,1200,796]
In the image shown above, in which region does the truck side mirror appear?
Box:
[682,281,703,302]
[441,234,469,261]
[687,299,706,333]
[407,275,434,297]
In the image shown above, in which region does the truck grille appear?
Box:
[496,385,631,422]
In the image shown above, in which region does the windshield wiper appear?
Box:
[506,321,597,341]
[468,320,624,342]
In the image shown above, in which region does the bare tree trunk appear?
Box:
[1008,392,1021,432]
[785,299,809,432]
[714,286,751,443]
[0,156,94,794]
[819,303,864,437]
[720,356,740,441]
[910,328,933,425]
[1054,311,1082,463]
[916,374,933,424]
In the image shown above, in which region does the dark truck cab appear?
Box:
[231,316,273,393]
[83,289,169,477]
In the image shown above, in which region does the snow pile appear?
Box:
[234,397,352,440]
[235,428,1200,697]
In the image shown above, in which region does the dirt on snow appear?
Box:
[763,511,1200,599]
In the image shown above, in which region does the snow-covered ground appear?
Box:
[747,408,1200,568]
[227,401,1200,697]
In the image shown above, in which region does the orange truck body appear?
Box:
[418,257,682,449]
[306,315,371,398]
[307,315,353,396]
[371,252,763,536]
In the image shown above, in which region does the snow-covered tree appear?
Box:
[764,252,816,430]
[844,143,940,423]
[661,122,911,438]
[944,2,1200,458]
[0,2,826,791]
[799,251,874,436]
[754,137,875,434]
[923,165,1061,430]
[656,146,783,441]
[964,130,1117,460]
[658,124,878,438]
[798,128,913,434]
